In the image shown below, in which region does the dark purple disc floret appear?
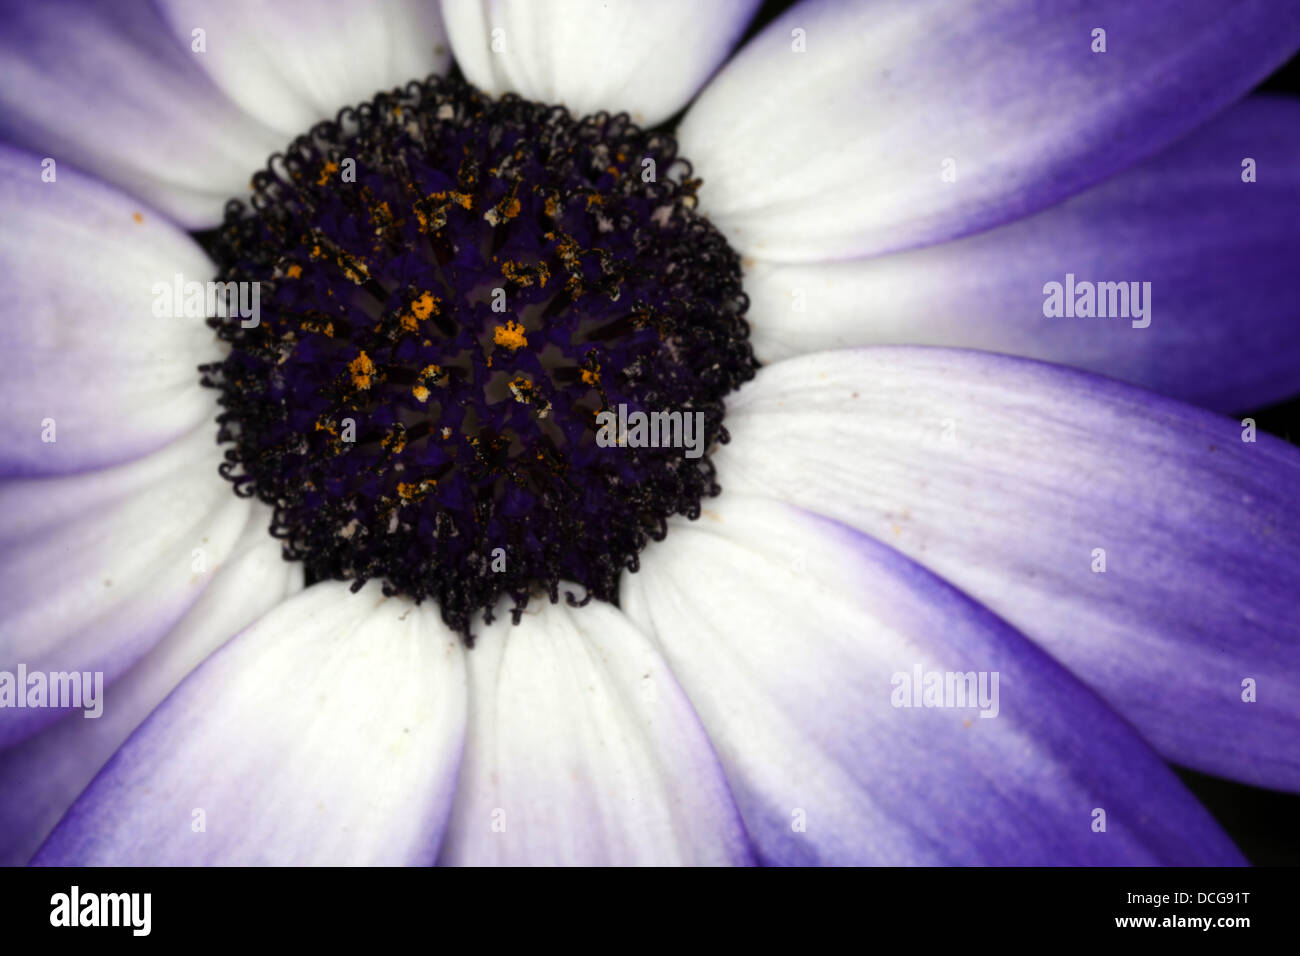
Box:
[200,75,756,638]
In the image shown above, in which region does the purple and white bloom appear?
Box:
[1,0,1298,866]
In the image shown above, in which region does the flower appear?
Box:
[0,0,1297,866]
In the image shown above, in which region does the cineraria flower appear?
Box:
[0,0,1297,866]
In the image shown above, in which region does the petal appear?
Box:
[441,0,759,127]
[621,495,1244,864]
[0,425,251,748]
[0,503,300,866]
[742,97,1300,412]
[714,348,1300,792]
[0,0,285,227]
[156,0,452,139]
[33,582,467,866]
[678,0,1300,262]
[0,145,223,477]
[437,590,753,865]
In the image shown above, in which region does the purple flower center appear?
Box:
[199,75,756,638]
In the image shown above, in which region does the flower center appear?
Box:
[199,76,756,638]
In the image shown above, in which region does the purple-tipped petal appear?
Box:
[33,582,466,866]
[743,97,1300,412]
[0,426,251,748]
[0,504,300,866]
[622,495,1244,865]
[441,0,760,127]
[437,590,753,865]
[0,145,223,477]
[715,348,1300,792]
[156,0,452,139]
[0,0,284,227]
[679,0,1300,262]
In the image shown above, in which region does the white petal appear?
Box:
[0,503,301,865]
[437,590,752,865]
[0,425,252,748]
[678,0,1300,261]
[33,582,467,865]
[712,347,1300,792]
[739,97,1300,412]
[0,0,285,227]
[621,495,1244,864]
[157,0,453,138]
[0,145,221,476]
[441,0,759,126]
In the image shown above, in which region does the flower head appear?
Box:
[1,0,1298,868]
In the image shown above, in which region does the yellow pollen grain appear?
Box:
[371,200,395,233]
[286,264,303,279]
[508,376,533,403]
[412,385,430,402]
[382,429,407,454]
[581,366,600,386]
[395,479,433,500]
[411,291,438,320]
[493,320,528,350]
[317,161,339,186]
[340,255,371,284]
[500,259,549,288]
[348,350,376,390]
[132,212,143,224]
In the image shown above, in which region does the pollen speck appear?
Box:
[410,291,437,320]
[493,320,528,350]
[132,212,143,224]
[348,350,377,389]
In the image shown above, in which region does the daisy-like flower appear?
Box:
[0,0,1297,867]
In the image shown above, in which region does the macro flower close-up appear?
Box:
[1,0,1298,871]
